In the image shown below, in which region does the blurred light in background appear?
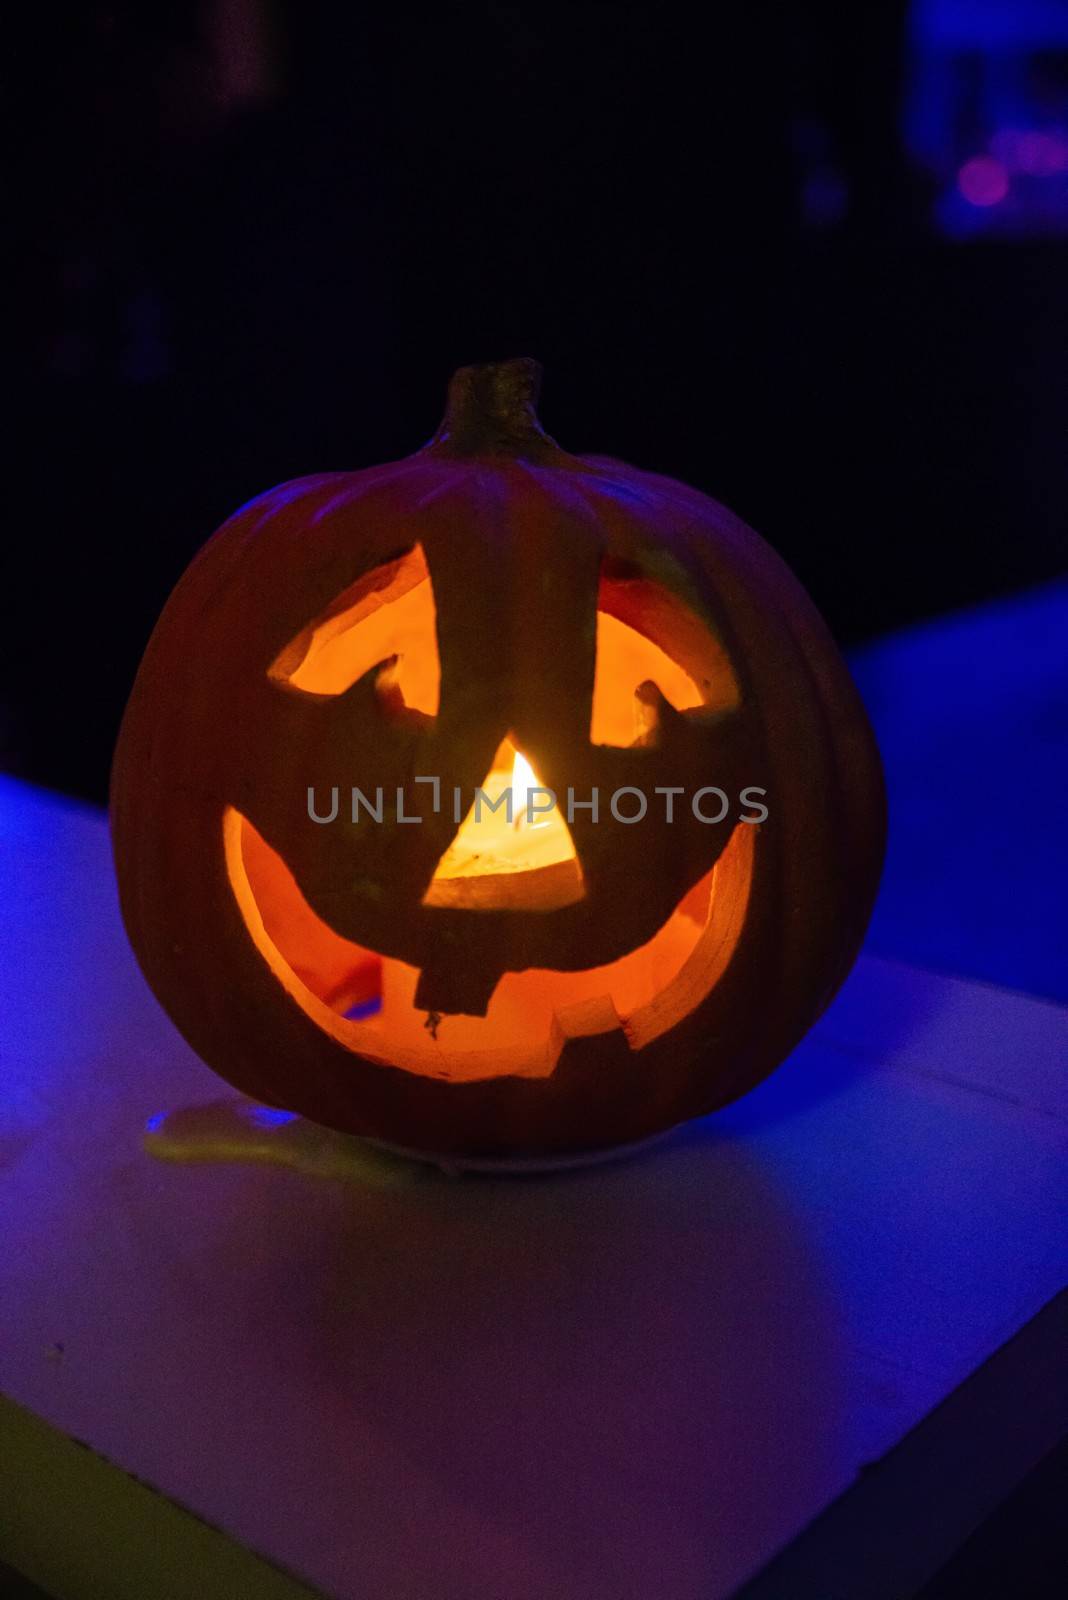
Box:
[906,0,1068,234]
[957,154,1010,205]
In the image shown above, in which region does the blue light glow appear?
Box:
[906,0,1068,236]
[246,1105,300,1129]
[849,579,1068,1004]
[344,995,383,1021]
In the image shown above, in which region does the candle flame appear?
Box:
[421,735,579,902]
[510,749,543,826]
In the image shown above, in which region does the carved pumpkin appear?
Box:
[111,359,884,1159]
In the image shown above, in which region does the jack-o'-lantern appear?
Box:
[111,359,885,1160]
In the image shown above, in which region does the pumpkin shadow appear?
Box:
[239,1130,845,1600]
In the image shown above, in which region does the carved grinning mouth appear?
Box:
[223,806,754,1084]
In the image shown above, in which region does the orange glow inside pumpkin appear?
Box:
[590,611,702,745]
[270,547,740,754]
[267,547,742,914]
[593,564,741,744]
[223,807,754,1082]
[270,544,440,715]
[244,545,752,1077]
[422,736,585,912]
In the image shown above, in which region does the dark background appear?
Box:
[5,1,1067,801]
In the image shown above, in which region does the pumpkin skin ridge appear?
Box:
[110,458,453,961]
[561,459,884,1116]
[111,379,885,1158]
[559,470,802,1117]
[576,451,887,1011]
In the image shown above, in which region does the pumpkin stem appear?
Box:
[426,358,565,462]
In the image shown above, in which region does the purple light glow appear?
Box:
[958,155,1010,206]
[990,127,1068,175]
[1017,130,1068,175]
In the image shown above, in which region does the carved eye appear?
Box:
[269,543,440,716]
[590,561,740,746]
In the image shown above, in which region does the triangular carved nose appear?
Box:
[422,735,585,912]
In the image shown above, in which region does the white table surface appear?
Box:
[1,774,1066,1600]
